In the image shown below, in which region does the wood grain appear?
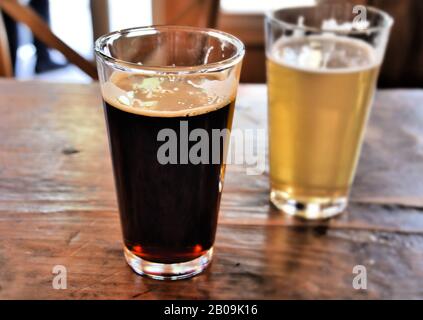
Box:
[0,80,422,299]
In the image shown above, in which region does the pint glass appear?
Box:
[265,5,393,219]
[95,26,244,279]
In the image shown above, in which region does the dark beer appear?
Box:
[102,73,235,264]
[95,25,244,279]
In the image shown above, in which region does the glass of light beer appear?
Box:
[265,4,393,219]
[95,26,244,279]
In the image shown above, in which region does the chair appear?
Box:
[0,0,97,79]
[0,8,12,77]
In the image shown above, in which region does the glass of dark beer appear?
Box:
[95,26,244,280]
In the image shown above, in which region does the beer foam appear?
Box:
[101,72,237,117]
[268,35,380,74]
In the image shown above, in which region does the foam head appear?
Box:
[269,35,379,73]
[101,72,238,117]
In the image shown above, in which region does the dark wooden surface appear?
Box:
[0,80,422,299]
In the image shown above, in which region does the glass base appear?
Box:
[270,188,347,220]
[124,246,213,280]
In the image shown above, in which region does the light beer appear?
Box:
[267,35,380,216]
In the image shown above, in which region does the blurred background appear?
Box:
[0,0,422,87]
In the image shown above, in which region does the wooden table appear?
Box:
[0,79,422,299]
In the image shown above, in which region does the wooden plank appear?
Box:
[1,82,422,213]
[0,210,422,299]
[0,80,422,299]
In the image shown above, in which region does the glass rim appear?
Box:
[265,5,394,35]
[94,25,245,75]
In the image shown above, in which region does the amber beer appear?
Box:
[267,35,380,218]
[102,73,235,265]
